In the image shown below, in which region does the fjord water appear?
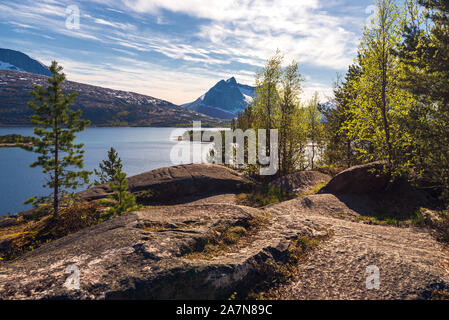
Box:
[0,127,191,216]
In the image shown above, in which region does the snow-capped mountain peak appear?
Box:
[181,77,255,119]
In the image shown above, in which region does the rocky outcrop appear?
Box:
[1,192,448,300]
[77,164,253,202]
[269,171,331,194]
[266,196,449,299]
[0,203,323,299]
[320,162,389,194]
[1,163,448,300]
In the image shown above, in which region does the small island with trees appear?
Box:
[0,134,38,148]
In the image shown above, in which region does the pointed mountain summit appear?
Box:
[181,77,255,119]
[0,48,51,76]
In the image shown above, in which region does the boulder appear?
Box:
[319,162,389,194]
[77,164,252,201]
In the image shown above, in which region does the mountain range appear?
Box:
[0,48,51,76]
[0,49,226,127]
[182,77,255,119]
[0,70,227,126]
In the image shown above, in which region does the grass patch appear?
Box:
[299,181,327,197]
[355,207,429,227]
[236,185,295,208]
[183,212,272,260]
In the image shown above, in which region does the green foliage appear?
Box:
[107,169,137,215]
[253,50,283,131]
[394,0,449,197]
[279,61,308,175]
[343,0,410,168]
[235,104,255,131]
[94,147,123,185]
[319,0,449,203]
[319,66,362,168]
[305,93,325,170]
[24,61,90,218]
[235,51,309,179]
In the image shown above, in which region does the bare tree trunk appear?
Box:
[54,116,59,218]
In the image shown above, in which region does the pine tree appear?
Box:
[25,61,90,218]
[109,170,136,215]
[395,0,449,195]
[94,147,123,185]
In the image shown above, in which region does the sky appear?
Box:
[0,0,374,105]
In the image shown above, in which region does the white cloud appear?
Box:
[1,0,365,104]
[122,0,357,69]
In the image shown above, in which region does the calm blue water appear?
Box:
[0,127,192,216]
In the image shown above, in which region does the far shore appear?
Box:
[0,123,231,129]
[0,142,33,148]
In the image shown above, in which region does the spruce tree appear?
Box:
[26,61,90,218]
[109,169,136,215]
[94,147,123,185]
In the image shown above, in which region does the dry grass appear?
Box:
[0,201,106,261]
[236,186,294,208]
[184,212,272,260]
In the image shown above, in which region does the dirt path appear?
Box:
[266,194,449,299]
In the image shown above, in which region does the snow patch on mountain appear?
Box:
[0,61,24,72]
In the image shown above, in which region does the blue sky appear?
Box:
[0,0,373,104]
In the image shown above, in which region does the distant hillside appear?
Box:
[0,48,51,76]
[182,77,255,119]
[0,70,227,127]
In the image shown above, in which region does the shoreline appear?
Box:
[0,142,33,148]
[0,123,231,129]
